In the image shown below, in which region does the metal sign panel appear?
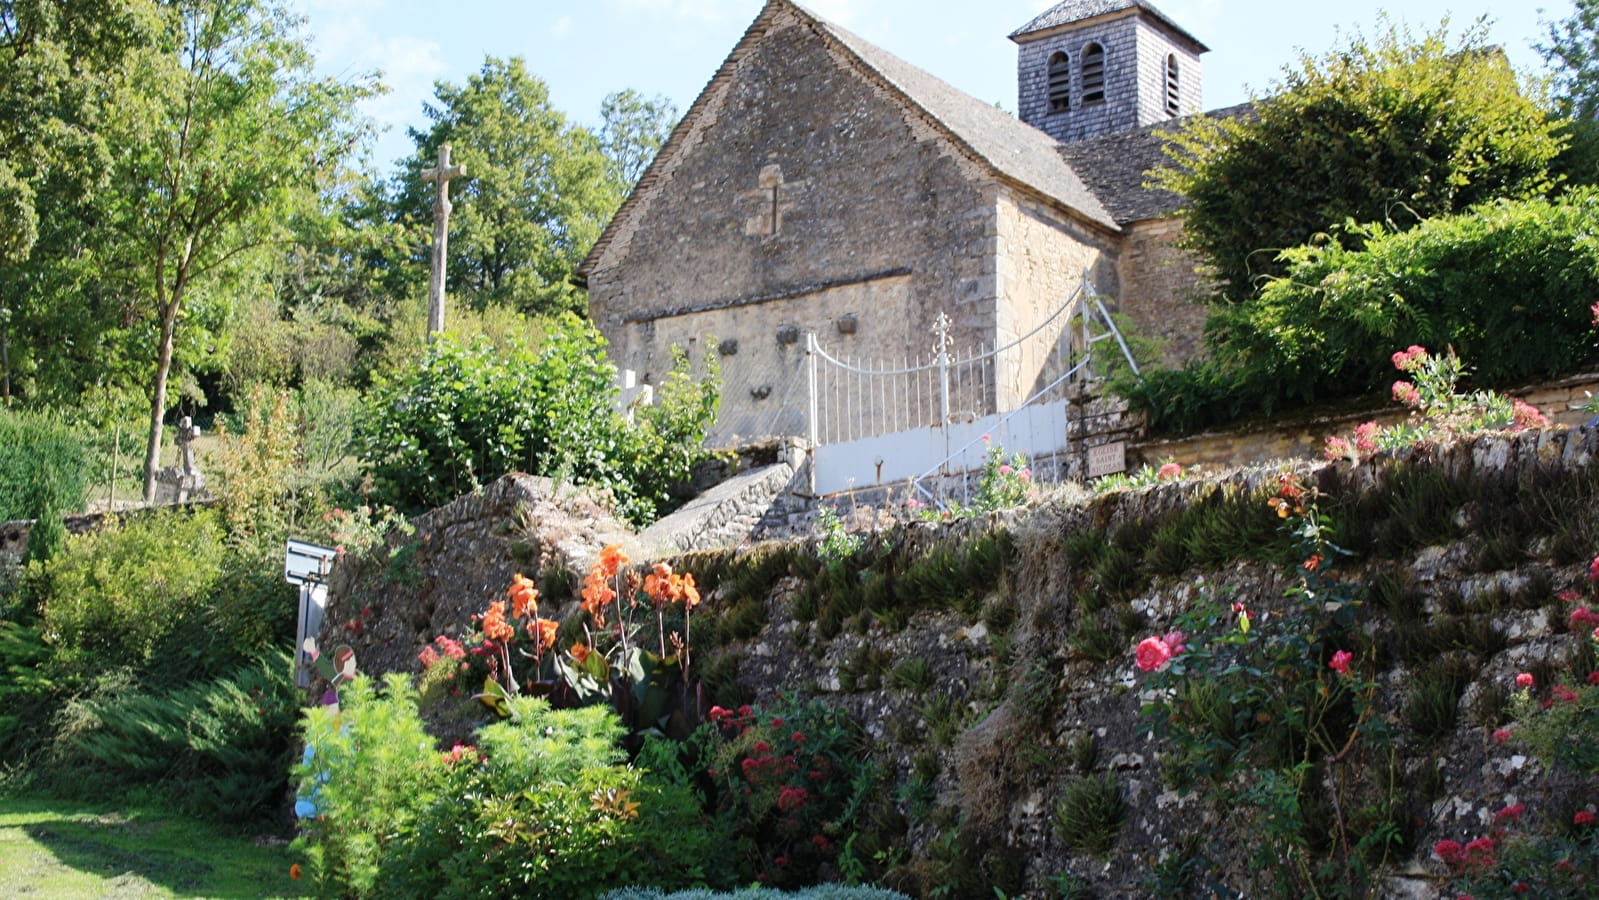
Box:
[285,539,338,585]
[1086,441,1127,478]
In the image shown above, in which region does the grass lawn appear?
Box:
[0,795,305,899]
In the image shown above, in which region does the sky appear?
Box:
[285,0,1577,172]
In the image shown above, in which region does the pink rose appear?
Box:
[1575,810,1596,826]
[1157,462,1182,480]
[1354,421,1381,453]
[1134,636,1172,672]
[1492,728,1512,744]
[1391,381,1420,407]
[1568,607,1599,631]
[1162,630,1187,656]
[1588,555,1599,581]
[1329,650,1353,676]
[1515,672,1534,688]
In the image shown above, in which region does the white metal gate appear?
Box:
[806,278,1138,499]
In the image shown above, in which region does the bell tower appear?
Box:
[1012,0,1207,144]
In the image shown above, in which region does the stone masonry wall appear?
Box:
[993,187,1115,410]
[1113,216,1211,366]
[587,8,1001,443]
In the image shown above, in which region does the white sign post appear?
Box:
[285,540,338,688]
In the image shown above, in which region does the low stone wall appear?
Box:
[1132,371,1599,472]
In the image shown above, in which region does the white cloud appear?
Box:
[552,15,573,37]
[361,34,450,126]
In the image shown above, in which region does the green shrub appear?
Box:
[1126,191,1599,434]
[0,408,92,556]
[355,316,718,524]
[1053,772,1125,855]
[294,675,718,898]
[35,509,227,672]
[1156,18,1561,307]
[45,651,300,823]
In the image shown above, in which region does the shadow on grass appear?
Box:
[0,796,301,899]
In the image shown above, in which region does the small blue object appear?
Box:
[294,797,318,819]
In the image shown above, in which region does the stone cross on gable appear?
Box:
[421,143,468,341]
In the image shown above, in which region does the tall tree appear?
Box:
[1538,0,1599,186]
[106,0,373,501]
[392,56,621,319]
[1155,18,1563,306]
[0,0,163,403]
[599,88,678,190]
[1540,0,1599,122]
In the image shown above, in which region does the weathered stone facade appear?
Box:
[581,0,1218,448]
[1113,217,1209,366]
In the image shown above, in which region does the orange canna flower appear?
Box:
[481,600,515,643]
[599,544,629,578]
[682,572,700,609]
[534,618,558,651]
[507,573,539,619]
[290,864,302,880]
[568,642,592,665]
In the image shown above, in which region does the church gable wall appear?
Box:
[588,11,1000,442]
[1115,217,1210,367]
[994,187,1115,408]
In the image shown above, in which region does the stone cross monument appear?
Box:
[421,143,468,341]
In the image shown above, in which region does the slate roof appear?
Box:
[804,3,1118,230]
[1010,0,1208,52]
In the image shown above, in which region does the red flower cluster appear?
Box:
[1569,606,1599,632]
[1434,836,1495,870]
[777,785,810,812]
[417,634,467,668]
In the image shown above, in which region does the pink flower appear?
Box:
[998,464,1013,476]
[1515,672,1534,688]
[981,433,991,445]
[1157,462,1182,480]
[1589,555,1599,582]
[1354,421,1381,453]
[1559,590,1582,602]
[1323,435,1353,460]
[1492,728,1512,744]
[1162,630,1187,656]
[1574,810,1596,826]
[1434,839,1464,864]
[1569,606,1599,631]
[1510,399,1547,430]
[1020,467,1032,481]
[1392,380,1421,407]
[1495,803,1525,822]
[1391,345,1428,371]
[906,498,922,509]
[1591,300,1599,327]
[1329,650,1353,676]
[1135,636,1172,672]
[1463,836,1495,866]
[1589,671,1599,686]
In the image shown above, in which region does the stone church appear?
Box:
[578,0,1218,447]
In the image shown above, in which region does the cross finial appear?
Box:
[421,143,468,341]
